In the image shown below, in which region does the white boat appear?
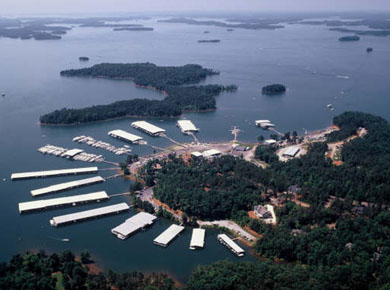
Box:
[327,104,333,108]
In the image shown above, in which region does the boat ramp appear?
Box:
[11,167,98,180]
[18,191,109,213]
[30,176,105,197]
[153,224,185,247]
[111,212,157,240]
[50,202,130,227]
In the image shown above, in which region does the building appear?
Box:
[254,205,272,219]
[108,129,143,144]
[282,146,300,158]
[177,120,198,134]
[202,149,222,158]
[131,121,166,136]
[189,228,206,250]
[264,139,277,145]
[153,224,185,247]
[111,212,157,240]
[191,151,203,158]
[11,166,98,180]
[233,146,250,152]
[255,120,275,128]
[217,234,245,257]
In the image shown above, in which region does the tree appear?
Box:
[257,135,265,142]
[80,250,91,264]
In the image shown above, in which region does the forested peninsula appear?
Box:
[40,63,237,125]
[139,111,390,289]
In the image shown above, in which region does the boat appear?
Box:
[61,238,70,242]
[1,93,5,97]
[327,104,333,108]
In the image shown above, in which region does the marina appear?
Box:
[177,120,199,134]
[153,224,185,247]
[73,135,132,155]
[30,176,105,197]
[217,234,245,257]
[108,129,144,144]
[131,121,166,136]
[38,145,104,162]
[111,212,157,240]
[11,167,98,180]
[18,191,109,213]
[189,228,206,250]
[49,202,130,227]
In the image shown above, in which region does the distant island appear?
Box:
[113,27,154,31]
[262,84,286,95]
[227,28,234,31]
[40,63,237,125]
[339,35,360,42]
[79,56,89,61]
[158,18,284,30]
[367,47,373,52]
[197,39,221,43]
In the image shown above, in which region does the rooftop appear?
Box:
[177,120,198,132]
[11,166,98,180]
[153,224,185,247]
[108,129,143,143]
[111,212,157,239]
[190,228,206,249]
[131,121,166,135]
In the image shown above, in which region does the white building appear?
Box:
[177,120,198,134]
[189,228,206,250]
[108,129,143,144]
[131,121,166,136]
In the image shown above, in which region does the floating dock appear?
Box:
[49,202,129,227]
[18,191,109,213]
[108,130,143,144]
[11,167,98,180]
[217,234,245,257]
[131,121,166,136]
[111,212,157,240]
[255,120,275,129]
[153,224,185,247]
[177,120,198,134]
[31,176,105,197]
[189,228,206,250]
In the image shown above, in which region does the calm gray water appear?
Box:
[0,16,390,283]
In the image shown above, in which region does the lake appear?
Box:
[0,15,389,283]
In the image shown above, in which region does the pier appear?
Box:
[189,228,206,250]
[19,191,109,213]
[49,202,130,227]
[11,167,98,180]
[153,224,185,247]
[31,176,105,197]
[111,212,157,240]
[217,234,245,257]
[131,121,166,136]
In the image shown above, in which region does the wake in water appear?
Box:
[49,236,70,242]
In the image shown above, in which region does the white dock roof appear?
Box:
[191,151,203,157]
[111,212,157,239]
[31,176,105,197]
[218,234,245,254]
[63,148,84,157]
[190,228,206,249]
[19,191,109,213]
[11,167,98,180]
[108,129,143,143]
[283,146,300,157]
[255,120,271,124]
[131,121,166,135]
[50,202,129,226]
[153,224,185,247]
[177,120,198,132]
[264,139,277,145]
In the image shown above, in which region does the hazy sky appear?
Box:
[1,0,390,15]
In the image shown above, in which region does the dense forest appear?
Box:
[40,63,237,124]
[0,250,175,289]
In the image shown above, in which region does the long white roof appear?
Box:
[153,224,185,246]
[50,202,129,226]
[202,149,222,157]
[108,129,143,143]
[177,120,198,132]
[218,234,245,254]
[19,191,109,213]
[255,120,271,124]
[111,212,157,239]
[190,228,206,248]
[31,176,105,197]
[283,146,300,157]
[11,167,98,180]
[131,121,166,135]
